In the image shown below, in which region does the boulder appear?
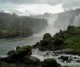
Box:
[43,33,51,41]
[23,56,40,64]
[41,58,61,67]
[58,56,72,63]
[0,62,9,67]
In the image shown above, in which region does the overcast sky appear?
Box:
[0,0,79,15]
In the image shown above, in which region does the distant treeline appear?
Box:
[0,12,48,38]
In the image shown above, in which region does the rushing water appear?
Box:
[0,36,80,67]
[0,18,80,67]
[32,49,80,67]
[0,36,42,56]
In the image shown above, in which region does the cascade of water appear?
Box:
[33,16,59,37]
[73,14,80,26]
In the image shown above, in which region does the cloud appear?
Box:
[3,4,64,16]
[0,0,80,15]
[62,0,80,9]
[15,4,64,15]
[0,0,60,5]
[0,0,80,10]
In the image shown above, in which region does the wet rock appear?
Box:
[40,40,49,47]
[22,56,40,66]
[76,60,80,63]
[41,58,61,67]
[29,56,40,62]
[43,33,51,41]
[39,47,46,51]
[74,57,79,59]
[65,50,80,55]
[33,42,40,48]
[16,46,20,50]
[0,62,9,67]
[11,46,32,59]
[0,46,32,63]
[58,56,72,63]
[7,50,16,56]
[0,46,42,67]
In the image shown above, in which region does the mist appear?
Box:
[33,8,80,38]
[33,14,59,37]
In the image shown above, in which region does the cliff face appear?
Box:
[54,9,80,30]
[0,12,48,38]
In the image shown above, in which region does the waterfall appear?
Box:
[73,14,80,26]
[33,16,59,37]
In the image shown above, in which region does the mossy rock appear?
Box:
[0,62,9,67]
[23,56,40,64]
[41,58,61,67]
[54,38,64,46]
[7,50,16,56]
[43,33,51,41]
[7,46,32,60]
[40,40,49,47]
[9,64,16,67]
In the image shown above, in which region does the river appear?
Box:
[0,18,80,67]
[0,36,80,67]
[0,36,42,56]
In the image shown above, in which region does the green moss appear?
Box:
[9,64,16,67]
[64,35,80,50]
[16,46,32,56]
[52,26,80,50]
[62,65,69,67]
[33,26,80,51]
[0,28,17,38]
[16,46,32,52]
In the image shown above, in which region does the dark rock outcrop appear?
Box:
[41,58,61,67]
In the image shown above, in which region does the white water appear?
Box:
[32,17,80,67]
[32,49,80,67]
[0,36,42,56]
[0,17,80,67]
[0,16,59,56]
[73,14,80,26]
[33,16,59,37]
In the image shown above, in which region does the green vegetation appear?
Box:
[0,28,18,38]
[7,45,32,60]
[9,64,16,67]
[16,46,32,56]
[62,65,69,67]
[53,26,80,50]
[33,26,80,51]
[62,35,80,49]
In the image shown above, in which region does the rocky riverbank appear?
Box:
[0,26,80,67]
[33,26,80,53]
[0,46,61,67]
